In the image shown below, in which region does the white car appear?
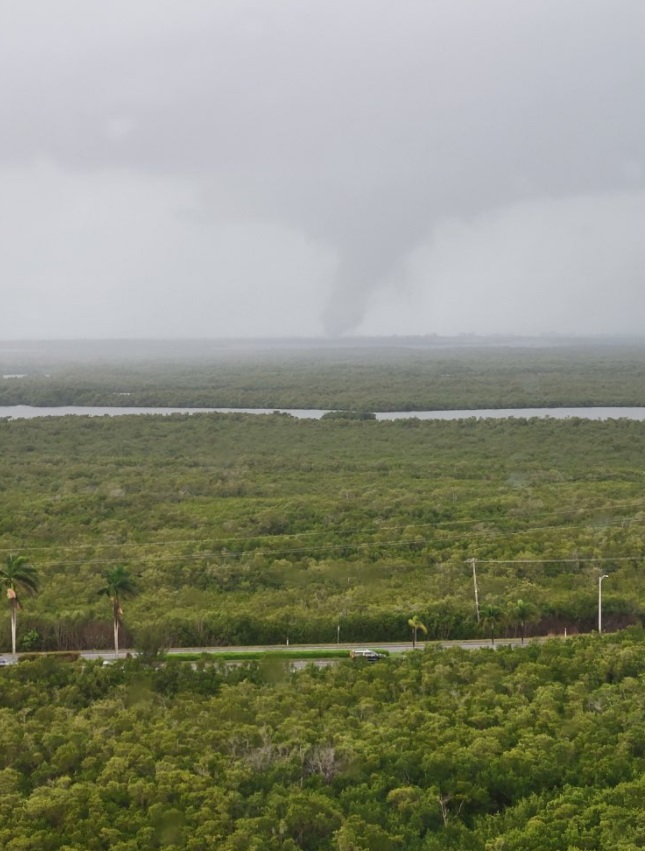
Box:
[349,649,384,662]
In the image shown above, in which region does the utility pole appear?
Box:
[470,558,480,623]
[598,574,608,633]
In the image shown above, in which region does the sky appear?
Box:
[1,0,644,340]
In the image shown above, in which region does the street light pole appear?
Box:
[598,574,609,633]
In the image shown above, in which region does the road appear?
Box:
[0,636,553,666]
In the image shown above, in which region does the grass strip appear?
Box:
[163,649,389,662]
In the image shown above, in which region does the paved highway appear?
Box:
[0,636,555,666]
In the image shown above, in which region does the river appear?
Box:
[2,405,645,420]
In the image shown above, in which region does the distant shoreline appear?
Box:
[3,405,645,421]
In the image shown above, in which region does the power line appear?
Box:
[3,498,645,556]
[3,517,645,563]
[9,524,645,571]
[473,555,644,565]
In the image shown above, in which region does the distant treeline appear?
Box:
[4,342,645,409]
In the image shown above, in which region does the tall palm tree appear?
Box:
[0,554,39,655]
[480,603,504,646]
[511,599,535,645]
[408,615,428,649]
[98,566,137,657]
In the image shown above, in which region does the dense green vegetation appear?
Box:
[4,339,645,410]
[3,342,645,848]
[2,411,645,651]
[2,631,645,849]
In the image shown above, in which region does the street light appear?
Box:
[598,574,609,633]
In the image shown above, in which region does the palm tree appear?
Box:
[98,566,137,657]
[511,599,535,645]
[480,603,504,646]
[408,615,428,649]
[0,554,39,655]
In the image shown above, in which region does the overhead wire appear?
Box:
[4,514,645,570]
[2,497,645,557]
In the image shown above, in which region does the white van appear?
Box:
[349,649,384,661]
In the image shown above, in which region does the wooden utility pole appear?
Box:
[470,558,480,623]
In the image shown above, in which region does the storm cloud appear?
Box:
[1,0,644,338]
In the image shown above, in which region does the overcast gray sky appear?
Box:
[1,0,644,339]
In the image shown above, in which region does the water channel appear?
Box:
[3,405,645,421]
